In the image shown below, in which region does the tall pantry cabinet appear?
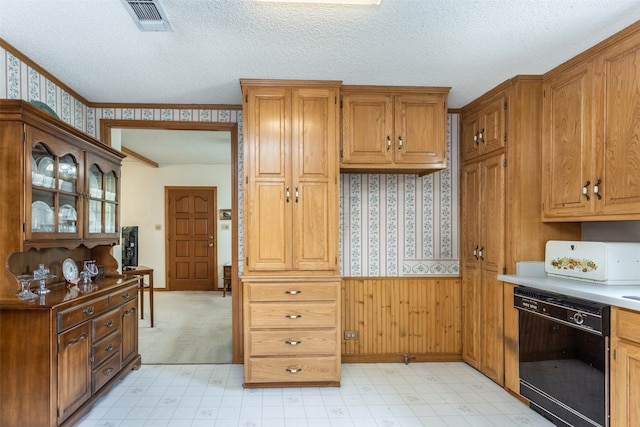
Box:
[240,80,341,387]
[459,77,580,387]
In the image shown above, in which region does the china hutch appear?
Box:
[0,100,141,427]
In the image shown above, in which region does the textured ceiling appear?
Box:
[2,1,640,109]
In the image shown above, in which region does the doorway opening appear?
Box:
[101,119,242,364]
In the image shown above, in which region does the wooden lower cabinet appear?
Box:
[611,307,640,427]
[242,277,341,387]
[0,278,141,427]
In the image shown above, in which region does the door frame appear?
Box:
[165,186,218,291]
[100,119,242,364]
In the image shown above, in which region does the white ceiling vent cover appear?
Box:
[121,0,173,32]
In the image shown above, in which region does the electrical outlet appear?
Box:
[344,330,358,340]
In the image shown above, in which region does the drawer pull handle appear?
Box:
[67,333,88,348]
[285,368,302,374]
[105,343,114,352]
[83,307,94,315]
[103,367,114,376]
[105,319,114,327]
[285,340,302,346]
[285,314,302,319]
[284,290,301,295]
[123,307,136,317]
[122,292,130,299]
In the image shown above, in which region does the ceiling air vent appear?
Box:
[121,0,173,32]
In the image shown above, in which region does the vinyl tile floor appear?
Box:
[74,362,554,427]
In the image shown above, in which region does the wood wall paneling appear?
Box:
[341,277,461,363]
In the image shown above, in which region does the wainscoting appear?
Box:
[341,277,462,363]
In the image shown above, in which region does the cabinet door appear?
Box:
[611,338,640,427]
[85,153,120,239]
[120,299,138,365]
[394,93,447,166]
[291,87,338,271]
[597,41,640,215]
[341,93,393,164]
[58,322,92,423]
[481,270,504,385]
[479,97,506,155]
[26,126,83,242]
[244,87,292,271]
[480,154,505,275]
[542,63,595,218]
[461,163,481,368]
[461,111,480,161]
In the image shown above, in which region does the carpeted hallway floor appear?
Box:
[138,291,232,364]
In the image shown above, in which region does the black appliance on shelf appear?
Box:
[121,226,138,270]
[514,286,610,427]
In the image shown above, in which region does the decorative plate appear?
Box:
[62,258,79,283]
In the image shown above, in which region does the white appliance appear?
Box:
[545,240,640,285]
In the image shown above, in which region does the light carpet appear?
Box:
[138,291,232,364]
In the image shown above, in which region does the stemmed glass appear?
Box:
[16,275,38,300]
[32,264,56,295]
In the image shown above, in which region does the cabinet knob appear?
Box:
[386,136,391,151]
[583,180,591,201]
[594,178,602,200]
[286,186,290,203]
[473,245,479,260]
[285,340,302,346]
[295,186,299,203]
[478,247,484,260]
[284,290,302,295]
[105,319,114,327]
[285,367,302,374]
[83,307,94,316]
[398,136,403,151]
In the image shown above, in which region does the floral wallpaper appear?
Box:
[2,44,459,278]
[340,115,459,276]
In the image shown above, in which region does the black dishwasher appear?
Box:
[514,286,610,427]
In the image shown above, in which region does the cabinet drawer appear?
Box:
[93,309,121,342]
[246,282,337,302]
[248,302,336,328]
[109,284,138,307]
[248,329,337,355]
[58,296,109,332]
[246,356,339,384]
[614,308,640,343]
[93,352,121,392]
[93,331,121,367]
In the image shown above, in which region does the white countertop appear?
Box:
[498,262,640,312]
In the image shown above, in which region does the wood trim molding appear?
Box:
[93,102,242,110]
[121,146,158,168]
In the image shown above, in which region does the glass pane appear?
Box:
[31,190,54,233]
[105,202,116,233]
[32,143,55,188]
[89,164,103,199]
[58,154,78,193]
[105,172,116,201]
[89,200,102,233]
[58,194,78,233]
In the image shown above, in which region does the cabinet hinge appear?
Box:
[613,349,616,360]
[503,267,507,274]
[543,90,546,97]
[503,159,507,167]
[503,132,507,142]
[340,149,343,158]
[22,222,25,232]
[504,102,507,110]
[246,257,249,266]
[245,176,248,184]
[245,94,248,103]
[340,100,343,108]
[23,131,26,142]
[335,96,337,105]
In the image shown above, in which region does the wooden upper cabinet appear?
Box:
[541,63,594,219]
[542,25,640,221]
[242,80,340,274]
[461,94,506,162]
[341,86,449,175]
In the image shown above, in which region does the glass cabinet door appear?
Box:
[29,143,80,238]
[87,164,119,236]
